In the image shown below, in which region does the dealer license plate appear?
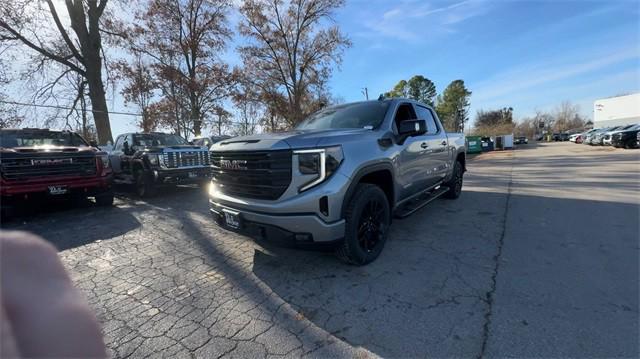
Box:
[48,186,68,195]
[222,210,241,229]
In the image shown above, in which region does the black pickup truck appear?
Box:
[108,132,213,197]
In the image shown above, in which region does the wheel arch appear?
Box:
[341,163,395,218]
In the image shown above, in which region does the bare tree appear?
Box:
[112,54,157,132]
[122,0,236,137]
[1,0,114,144]
[238,0,351,128]
[212,107,231,136]
[0,53,23,128]
[233,88,262,136]
[553,101,584,132]
[514,117,538,140]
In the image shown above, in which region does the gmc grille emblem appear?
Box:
[220,159,247,170]
[31,158,73,165]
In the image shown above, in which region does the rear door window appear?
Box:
[415,105,439,134]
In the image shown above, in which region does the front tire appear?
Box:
[135,171,156,198]
[336,184,390,265]
[443,160,464,199]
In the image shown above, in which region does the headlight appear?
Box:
[294,146,343,192]
[148,154,160,166]
[99,154,110,168]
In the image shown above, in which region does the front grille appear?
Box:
[210,150,292,200]
[0,153,97,181]
[163,151,211,168]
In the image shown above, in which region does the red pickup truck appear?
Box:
[1,128,114,217]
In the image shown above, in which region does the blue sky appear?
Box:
[327,0,640,124]
[12,0,637,136]
[103,0,639,136]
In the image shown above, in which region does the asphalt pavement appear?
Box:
[2,142,638,358]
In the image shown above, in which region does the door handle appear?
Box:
[440,141,447,146]
[420,142,428,149]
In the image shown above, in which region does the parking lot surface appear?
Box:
[3,142,639,358]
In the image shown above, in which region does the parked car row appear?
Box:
[0,129,219,216]
[572,124,640,148]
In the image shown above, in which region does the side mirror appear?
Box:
[398,119,427,137]
[89,140,98,147]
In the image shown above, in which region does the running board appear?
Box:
[393,186,449,219]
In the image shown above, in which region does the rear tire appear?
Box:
[95,192,114,206]
[443,160,464,199]
[336,184,390,265]
[135,171,156,198]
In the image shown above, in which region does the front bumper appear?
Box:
[153,167,212,184]
[1,175,113,197]
[209,199,345,243]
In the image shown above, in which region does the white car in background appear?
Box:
[569,134,580,142]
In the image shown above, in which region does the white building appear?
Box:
[593,93,640,128]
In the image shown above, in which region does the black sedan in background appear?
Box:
[514,136,529,145]
[611,128,640,149]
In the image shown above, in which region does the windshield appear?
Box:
[0,130,88,148]
[133,133,188,146]
[296,102,390,130]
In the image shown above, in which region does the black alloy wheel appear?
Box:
[337,184,390,265]
[357,198,387,253]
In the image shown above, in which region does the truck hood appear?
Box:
[211,128,373,151]
[0,146,97,154]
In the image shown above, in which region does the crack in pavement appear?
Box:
[477,153,515,359]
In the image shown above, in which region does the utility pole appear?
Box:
[361,87,369,100]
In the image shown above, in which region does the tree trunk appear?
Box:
[80,94,88,138]
[86,73,112,144]
[190,93,201,137]
[71,0,113,145]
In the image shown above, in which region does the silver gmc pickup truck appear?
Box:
[209,98,466,265]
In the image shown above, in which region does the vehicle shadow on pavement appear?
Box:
[249,190,639,358]
[248,190,501,357]
[1,198,142,251]
[159,208,369,358]
[113,183,202,200]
